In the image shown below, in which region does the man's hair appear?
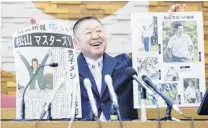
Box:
[31,58,38,64]
[73,16,103,37]
[174,22,183,30]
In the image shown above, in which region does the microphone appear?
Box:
[48,63,58,67]
[20,63,58,120]
[142,75,183,116]
[68,79,80,128]
[125,67,155,97]
[104,75,119,108]
[105,75,123,128]
[125,67,151,121]
[83,78,98,118]
[39,77,64,120]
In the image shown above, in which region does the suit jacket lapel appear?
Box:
[100,53,117,98]
[77,53,100,97]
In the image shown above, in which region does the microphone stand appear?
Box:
[141,75,182,122]
[115,106,123,128]
[109,103,123,128]
[160,106,180,121]
[94,115,102,128]
[68,81,79,128]
[20,65,46,120]
[140,87,147,121]
[39,101,53,121]
[160,105,172,121]
[110,104,118,121]
[20,63,58,120]
[46,103,52,121]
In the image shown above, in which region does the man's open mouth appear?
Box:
[92,42,102,46]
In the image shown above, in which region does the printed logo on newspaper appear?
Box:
[49,24,57,30]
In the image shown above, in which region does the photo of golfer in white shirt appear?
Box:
[166,22,194,62]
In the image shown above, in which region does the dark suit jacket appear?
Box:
[77,52,138,121]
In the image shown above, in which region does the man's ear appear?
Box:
[73,38,80,50]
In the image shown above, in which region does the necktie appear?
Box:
[92,61,102,95]
[92,61,106,121]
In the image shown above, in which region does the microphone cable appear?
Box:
[68,114,75,128]
[35,119,40,128]
[153,96,195,128]
[94,116,102,128]
[152,97,161,128]
[116,107,123,128]
[181,115,195,128]
[110,104,123,128]
[68,80,79,128]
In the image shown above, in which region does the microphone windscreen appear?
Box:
[49,63,58,67]
[83,78,91,89]
[104,74,112,86]
[141,75,147,81]
[141,75,154,89]
[125,67,137,78]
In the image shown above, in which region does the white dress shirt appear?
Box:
[85,56,103,94]
[84,56,106,121]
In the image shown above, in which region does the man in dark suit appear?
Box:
[73,16,138,121]
[72,4,184,121]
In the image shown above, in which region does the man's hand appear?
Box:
[168,4,186,16]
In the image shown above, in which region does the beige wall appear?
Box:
[0,1,148,94]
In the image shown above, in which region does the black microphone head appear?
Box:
[125,67,138,78]
[141,75,153,88]
[49,63,58,67]
[141,75,147,81]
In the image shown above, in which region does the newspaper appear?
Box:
[13,22,82,119]
[131,12,206,108]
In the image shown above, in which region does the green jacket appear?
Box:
[20,54,49,90]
